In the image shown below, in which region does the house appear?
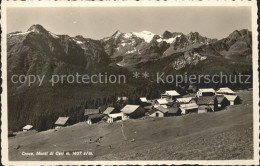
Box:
[84,108,104,124]
[22,125,33,132]
[179,103,199,115]
[197,96,217,113]
[140,97,148,103]
[103,107,117,115]
[54,117,70,128]
[196,88,215,97]
[168,104,181,116]
[139,97,152,108]
[161,90,181,101]
[148,105,168,117]
[120,105,145,120]
[143,105,153,112]
[107,112,124,123]
[154,98,168,108]
[176,97,196,105]
[216,95,230,110]
[224,95,241,105]
[216,87,235,95]
[87,114,105,125]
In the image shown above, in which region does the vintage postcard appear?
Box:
[1,0,259,165]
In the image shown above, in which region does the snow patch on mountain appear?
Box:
[132,31,155,43]
[157,35,181,44]
[9,31,32,37]
[123,33,132,39]
[126,48,136,54]
[73,39,84,44]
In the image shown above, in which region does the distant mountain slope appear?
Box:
[7,24,110,90]
[100,29,251,69]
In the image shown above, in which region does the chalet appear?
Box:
[148,105,168,117]
[154,98,168,108]
[139,97,152,108]
[216,87,235,95]
[103,107,117,115]
[196,88,215,97]
[197,96,217,113]
[22,125,33,132]
[224,95,241,105]
[161,90,181,101]
[216,95,229,110]
[143,105,153,112]
[140,97,148,103]
[87,114,105,125]
[120,105,145,120]
[168,104,181,116]
[176,97,196,105]
[54,117,70,129]
[179,103,199,115]
[84,109,103,125]
[107,112,124,123]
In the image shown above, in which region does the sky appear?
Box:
[7,7,251,40]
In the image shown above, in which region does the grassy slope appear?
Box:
[8,90,253,160]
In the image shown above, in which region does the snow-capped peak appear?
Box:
[132,31,155,43]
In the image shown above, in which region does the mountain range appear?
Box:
[8,24,252,76]
[7,24,252,131]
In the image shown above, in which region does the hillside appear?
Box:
[8,90,253,160]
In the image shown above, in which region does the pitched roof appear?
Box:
[84,109,100,116]
[176,97,193,103]
[198,88,215,93]
[88,114,104,119]
[179,103,198,110]
[121,105,140,114]
[217,87,235,94]
[22,125,33,130]
[168,106,179,114]
[197,96,216,105]
[156,98,168,105]
[144,105,153,110]
[154,105,169,113]
[55,117,69,126]
[103,107,115,115]
[216,95,226,104]
[224,95,239,101]
[164,90,180,96]
[140,97,148,102]
[154,104,167,108]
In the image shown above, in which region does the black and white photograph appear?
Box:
[1,0,259,165]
